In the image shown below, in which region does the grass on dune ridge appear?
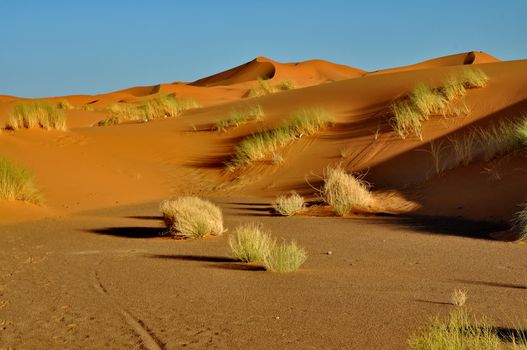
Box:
[248,77,296,97]
[98,94,200,126]
[0,157,41,203]
[214,105,264,132]
[391,68,488,139]
[6,100,66,131]
[228,107,335,168]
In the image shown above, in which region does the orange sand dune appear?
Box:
[2,52,527,350]
[192,56,365,87]
[368,51,500,76]
[1,53,526,224]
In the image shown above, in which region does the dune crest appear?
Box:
[368,51,500,76]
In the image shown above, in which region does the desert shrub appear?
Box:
[451,288,468,306]
[391,99,427,139]
[229,107,335,168]
[273,191,305,216]
[271,153,284,165]
[97,116,120,127]
[276,80,295,91]
[214,104,264,132]
[513,202,527,241]
[6,101,66,131]
[80,103,95,111]
[442,76,467,101]
[390,69,489,139]
[321,166,372,216]
[142,95,200,121]
[410,83,447,116]
[0,157,41,203]
[408,309,501,350]
[57,99,74,110]
[264,240,307,273]
[159,196,224,238]
[99,95,200,126]
[248,78,296,97]
[462,68,489,88]
[229,223,275,262]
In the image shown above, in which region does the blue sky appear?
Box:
[1,0,526,97]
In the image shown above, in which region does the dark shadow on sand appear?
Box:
[452,279,526,290]
[87,226,166,238]
[369,215,509,240]
[147,254,266,271]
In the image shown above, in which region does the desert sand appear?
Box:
[1,51,527,349]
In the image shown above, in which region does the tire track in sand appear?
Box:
[92,258,165,350]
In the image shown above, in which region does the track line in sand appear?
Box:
[92,259,165,350]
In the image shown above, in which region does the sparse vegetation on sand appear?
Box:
[272,191,305,216]
[159,196,224,238]
[321,166,372,216]
[0,157,41,203]
[512,202,527,240]
[451,288,468,306]
[228,107,335,168]
[426,114,527,175]
[97,95,200,126]
[408,308,527,350]
[214,105,264,132]
[6,101,66,131]
[248,77,296,97]
[57,99,74,110]
[229,223,275,262]
[390,68,488,139]
[264,240,307,273]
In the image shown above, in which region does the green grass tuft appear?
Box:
[462,68,489,88]
[0,157,41,203]
[159,196,224,239]
[6,101,66,131]
[214,105,264,132]
[408,309,502,350]
[264,240,307,273]
[228,107,335,168]
[228,223,275,262]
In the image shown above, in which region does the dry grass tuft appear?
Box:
[159,196,224,238]
[98,95,200,126]
[0,157,41,203]
[228,223,275,262]
[264,240,307,273]
[390,69,488,139]
[408,309,501,350]
[228,107,335,168]
[214,105,264,132]
[57,99,74,110]
[273,191,305,216]
[321,166,372,216]
[513,202,527,241]
[451,288,468,306]
[6,101,66,131]
[248,77,296,97]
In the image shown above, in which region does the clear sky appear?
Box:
[1,0,526,98]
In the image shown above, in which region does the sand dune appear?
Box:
[1,51,527,349]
